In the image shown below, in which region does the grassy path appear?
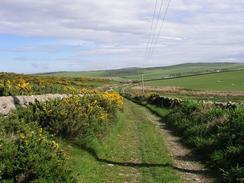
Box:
[63,99,183,183]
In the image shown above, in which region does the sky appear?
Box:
[0,0,244,73]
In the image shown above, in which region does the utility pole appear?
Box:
[141,74,145,95]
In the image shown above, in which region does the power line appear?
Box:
[146,0,165,58]
[141,0,171,95]
[145,0,165,59]
[148,0,171,59]
[141,73,145,95]
[141,0,160,94]
[150,0,158,31]
[144,0,158,59]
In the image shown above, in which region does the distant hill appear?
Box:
[38,62,244,81]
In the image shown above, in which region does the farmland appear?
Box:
[125,69,244,102]
[145,69,244,92]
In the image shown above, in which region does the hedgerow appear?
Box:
[165,101,244,182]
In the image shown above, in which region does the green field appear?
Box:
[42,70,108,78]
[120,63,244,81]
[145,69,244,91]
[39,63,244,81]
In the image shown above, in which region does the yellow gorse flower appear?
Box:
[16,78,32,93]
[102,92,124,109]
[79,88,99,95]
[98,112,108,122]
[51,140,60,150]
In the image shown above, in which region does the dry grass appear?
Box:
[132,86,244,97]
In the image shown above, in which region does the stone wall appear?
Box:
[0,94,68,115]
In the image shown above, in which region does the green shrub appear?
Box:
[184,123,208,137]
[165,101,244,182]
[190,136,215,154]
[180,100,199,115]
[222,165,244,183]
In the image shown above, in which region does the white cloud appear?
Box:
[0,0,244,72]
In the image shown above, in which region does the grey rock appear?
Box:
[0,97,16,115]
[0,94,71,115]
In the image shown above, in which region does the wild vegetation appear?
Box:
[124,93,244,182]
[0,72,111,96]
[0,90,123,183]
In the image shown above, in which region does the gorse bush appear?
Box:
[0,79,32,96]
[16,93,123,139]
[0,91,123,182]
[0,119,75,183]
[102,92,124,110]
[0,72,111,96]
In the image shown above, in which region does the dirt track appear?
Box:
[146,110,216,183]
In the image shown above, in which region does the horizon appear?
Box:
[1,61,244,75]
[32,61,244,75]
[1,0,244,73]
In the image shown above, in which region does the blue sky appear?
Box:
[0,0,244,73]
